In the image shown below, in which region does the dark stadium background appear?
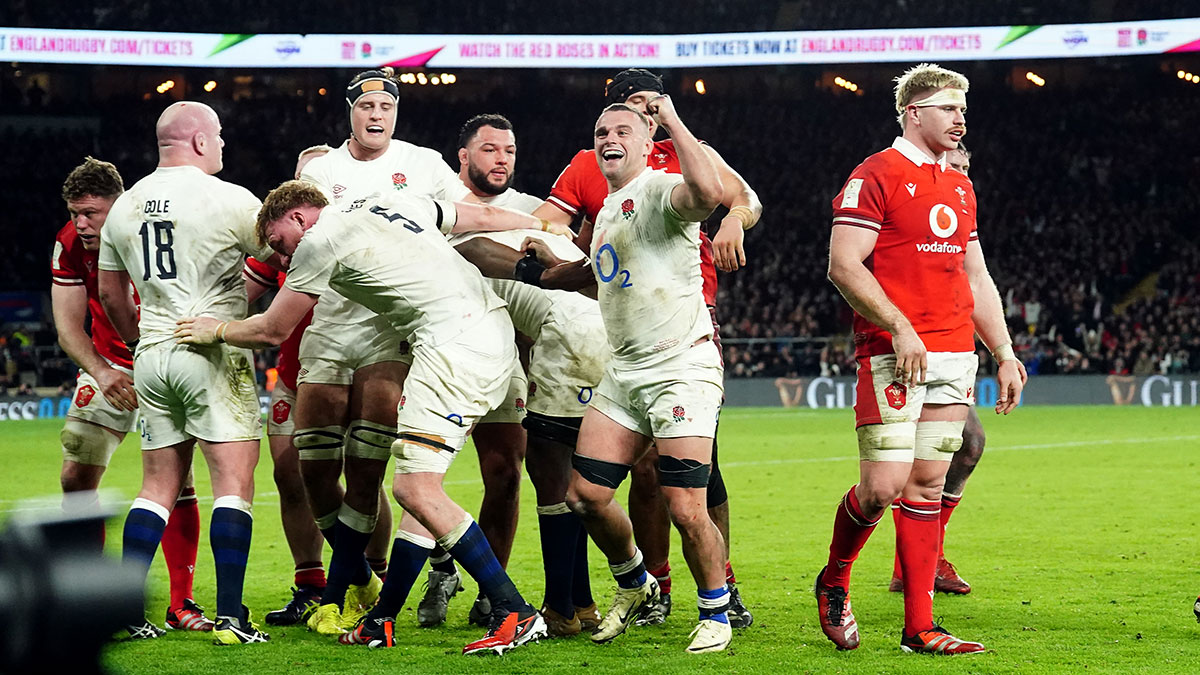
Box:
[0,1,1197,398]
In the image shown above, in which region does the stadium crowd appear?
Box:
[2,64,1198,382]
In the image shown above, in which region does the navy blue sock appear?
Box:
[698,586,730,624]
[429,545,456,574]
[122,502,167,574]
[571,522,594,608]
[368,536,432,620]
[210,504,253,618]
[447,521,525,614]
[323,520,372,608]
[610,551,648,590]
[537,505,578,618]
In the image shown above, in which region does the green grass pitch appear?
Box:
[1,406,1198,673]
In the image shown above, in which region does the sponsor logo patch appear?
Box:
[840,178,863,209]
[928,203,959,238]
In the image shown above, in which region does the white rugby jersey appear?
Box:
[591,167,711,364]
[447,187,590,340]
[98,166,270,348]
[299,138,471,325]
[284,193,505,348]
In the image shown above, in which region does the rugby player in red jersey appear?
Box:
[815,64,1024,655]
[532,68,762,628]
[51,157,210,637]
[888,143,993,596]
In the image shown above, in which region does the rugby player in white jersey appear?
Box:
[243,145,334,626]
[565,99,731,654]
[97,101,274,645]
[448,114,607,636]
[427,113,540,627]
[52,157,210,637]
[175,182,568,654]
[291,68,476,634]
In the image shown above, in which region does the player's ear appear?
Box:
[193,131,207,155]
[457,147,468,166]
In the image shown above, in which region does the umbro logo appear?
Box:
[905,183,917,197]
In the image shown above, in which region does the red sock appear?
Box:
[822,485,880,589]
[891,500,902,579]
[161,487,200,612]
[295,561,327,589]
[725,561,737,585]
[896,498,940,635]
[939,493,961,557]
[648,562,671,595]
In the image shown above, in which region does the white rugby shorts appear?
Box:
[134,342,262,450]
[590,339,723,440]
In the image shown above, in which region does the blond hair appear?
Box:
[894,63,969,128]
[255,180,329,246]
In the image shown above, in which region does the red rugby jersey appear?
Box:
[831,138,979,357]
[548,139,719,307]
[51,222,136,369]
[243,257,312,391]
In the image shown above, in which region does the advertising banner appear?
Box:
[0,18,1197,69]
[725,374,1200,409]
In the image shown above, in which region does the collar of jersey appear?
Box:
[890,137,947,171]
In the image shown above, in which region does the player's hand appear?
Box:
[891,329,927,386]
[174,316,222,345]
[94,366,137,411]
[646,94,680,128]
[995,359,1025,415]
[521,237,567,268]
[713,217,747,272]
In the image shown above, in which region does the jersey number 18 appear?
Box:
[139,221,177,280]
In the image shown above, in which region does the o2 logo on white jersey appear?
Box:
[595,243,633,288]
[928,204,958,238]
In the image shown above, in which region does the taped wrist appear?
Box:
[991,342,1018,364]
[514,251,546,287]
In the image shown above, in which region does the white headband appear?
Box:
[908,88,967,109]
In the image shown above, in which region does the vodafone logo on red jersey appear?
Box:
[915,203,964,254]
[928,204,958,238]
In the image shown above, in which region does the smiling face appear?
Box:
[66,195,117,251]
[349,92,396,157]
[594,108,652,189]
[462,125,516,196]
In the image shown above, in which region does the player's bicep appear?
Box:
[964,239,989,280]
[829,224,879,268]
[533,200,574,226]
[50,283,89,334]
